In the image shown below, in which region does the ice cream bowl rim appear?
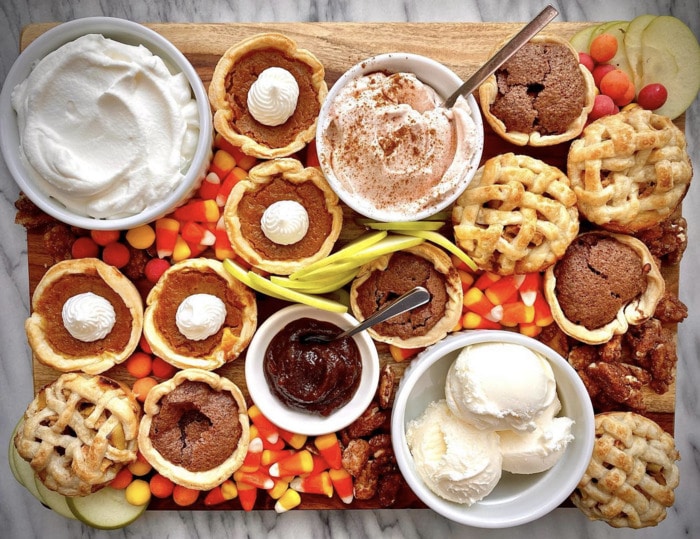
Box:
[245,303,380,437]
[391,329,595,528]
[315,51,484,222]
[0,16,213,231]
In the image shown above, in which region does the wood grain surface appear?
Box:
[20,22,680,511]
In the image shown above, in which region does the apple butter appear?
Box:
[263,318,362,416]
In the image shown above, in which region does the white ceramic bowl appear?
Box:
[391,330,594,528]
[315,52,483,222]
[0,17,213,230]
[245,304,380,436]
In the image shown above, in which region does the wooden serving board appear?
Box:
[21,22,680,511]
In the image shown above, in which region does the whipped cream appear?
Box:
[175,293,226,341]
[247,67,299,126]
[11,33,200,219]
[260,200,309,245]
[62,292,116,342]
[320,71,478,219]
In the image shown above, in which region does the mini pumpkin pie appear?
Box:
[224,157,343,275]
[452,153,579,275]
[544,232,665,345]
[479,34,595,146]
[571,412,680,528]
[209,32,327,158]
[14,373,141,496]
[567,106,692,233]
[143,258,257,370]
[25,258,143,375]
[138,368,249,490]
[350,243,462,348]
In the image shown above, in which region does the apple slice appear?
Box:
[67,487,147,530]
[640,15,700,119]
[356,219,445,231]
[570,24,600,53]
[34,477,77,520]
[624,14,657,88]
[246,271,348,313]
[289,230,388,278]
[596,21,634,80]
[402,230,478,271]
[289,234,423,280]
[270,269,358,291]
[11,431,46,504]
[223,259,288,300]
[8,420,22,486]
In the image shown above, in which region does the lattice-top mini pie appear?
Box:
[452,153,579,275]
[208,32,327,158]
[25,258,143,374]
[479,34,596,146]
[14,373,141,497]
[567,106,692,233]
[224,158,343,275]
[138,369,250,490]
[571,412,680,529]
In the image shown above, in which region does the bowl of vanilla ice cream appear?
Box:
[0,17,213,230]
[316,53,483,222]
[391,330,594,528]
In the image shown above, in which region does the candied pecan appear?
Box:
[341,439,370,477]
[626,319,664,360]
[599,335,623,363]
[635,216,687,265]
[586,362,649,411]
[353,461,379,500]
[14,193,56,231]
[630,325,677,394]
[121,245,150,281]
[568,344,599,371]
[43,224,76,262]
[654,292,688,323]
[345,402,387,439]
[377,364,396,409]
[377,472,403,508]
[537,324,571,357]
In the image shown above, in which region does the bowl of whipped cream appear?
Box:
[316,53,484,222]
[0,17,213,230]
[391,330,594,528]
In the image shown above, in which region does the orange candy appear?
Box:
[172,485,199,507]
[132,377,157,403]
[589,33,618,63]
[125,351,153,378]
[149,473,175,499]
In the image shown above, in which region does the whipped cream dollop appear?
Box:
[11,33,200,219]
[260,200,309,245]
[320,71,479,219]
[175,293,226,341]
[247,67,300,126]
[62,292,116,342]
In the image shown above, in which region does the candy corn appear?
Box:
[248,405,280,445]
[314,433,342,470]
[290,471,333,498]
[155,218,179,258]
[269,449,313,477]
[274,487,301,513]
[329,468,354,504]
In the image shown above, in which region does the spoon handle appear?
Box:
[442,4,558,108]
[336,286,431,340]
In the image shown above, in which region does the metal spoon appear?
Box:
[301,286,431,344]
[442,4,559,108]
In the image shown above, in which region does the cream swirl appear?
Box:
[247,67,299,126]
[62,292,116,342]
[260,200,309,245]
[175,293,226,341]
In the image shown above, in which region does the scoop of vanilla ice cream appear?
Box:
[445,342,557,432]
[406,399,502,505]
[498,395,574,474]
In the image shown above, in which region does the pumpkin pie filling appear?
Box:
[237,176,334,260]
[152,268,247,357]
[148,380,242,472]
[224,49,320,148]
[33,272,132,357]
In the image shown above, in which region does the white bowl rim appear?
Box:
[315,52,484,222]
[245,304,380,436]
[391,329,595,528]
[0,16,213,230]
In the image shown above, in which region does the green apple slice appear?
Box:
[34,477,77,520]
[640,15,700,119]
[246,271,348,312]
[289,233,422,280]
[11,431,46,504]
[290,258,373,282]
[587,20,626,48]
[289,231,388,278]
[402,230,478,271]
[8,419,22,486]
[624,14,657,88]
[570,24,600,53]
[270,269,358,291]
[67,487,147,530]
[357,219,445,231]
[598,21,633,80]
[223,259,288,300]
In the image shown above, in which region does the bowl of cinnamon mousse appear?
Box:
[316,53,484,222]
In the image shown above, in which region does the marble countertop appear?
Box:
[1,1,697,538]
